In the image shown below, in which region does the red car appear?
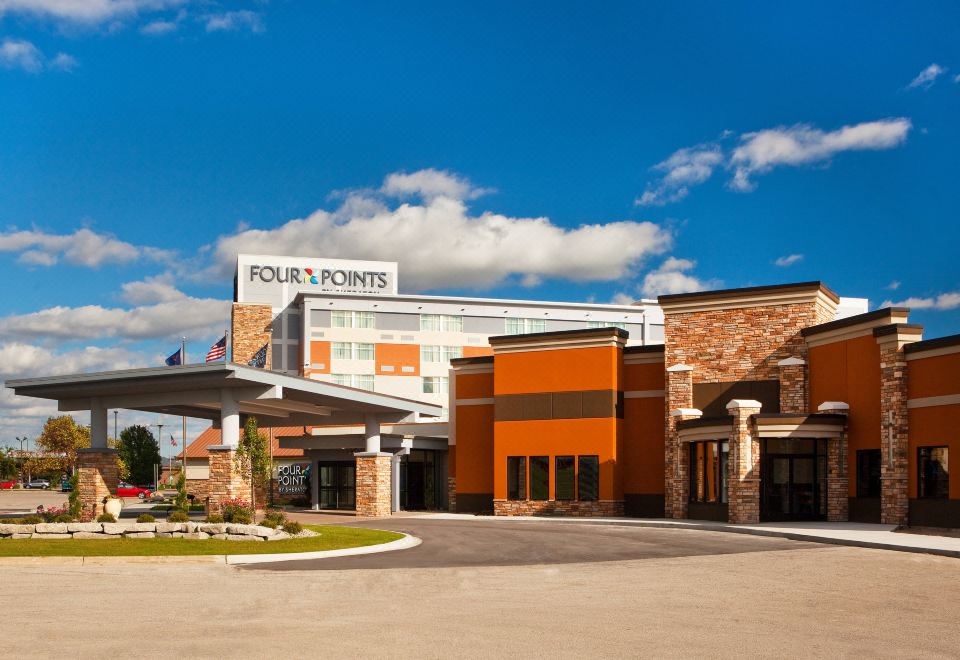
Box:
[0,480,15,490]
[117,482,154,499]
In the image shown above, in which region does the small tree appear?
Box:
[173,469,188,511]
[67,472,81,518]
[117,425,161,485]
[0,448,17,481]
[235,417,271,514]
[35,415,90,472]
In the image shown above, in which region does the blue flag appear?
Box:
[165,347,183,366]
[247,344,268,368]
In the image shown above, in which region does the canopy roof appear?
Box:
[7,362,442,427]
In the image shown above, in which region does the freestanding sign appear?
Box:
[277,463,310,495]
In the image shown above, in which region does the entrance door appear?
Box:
[317,462,356,510]
[761,439,826,521]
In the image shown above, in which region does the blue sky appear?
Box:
[0,1,958,443]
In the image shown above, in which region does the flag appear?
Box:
[170,434,178,447]
[205,335,227,362]
[164,347,183,366]
[247,344,268,368]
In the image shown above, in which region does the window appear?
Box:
[530,456,549,500]
[918,447,949,499]
[420,314,463,332]
[555,456,575,500]
[331,342,374,360]
[331,374,375,391]
[505,317,546,335]
[442,346,463,361]
[586,321,626,330]
[688,440,729,504]
[507,457,526,500]
[421,345,440,363]
[331,310,375,328]
[578,456,599,501]
[856,449,882,498]
[422,376,449,395]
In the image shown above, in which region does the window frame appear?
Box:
[856,449,882,498]
[688,440,728,505]
[507,456,526,501]
[577,455,599,501]
[555,455,575,501]
[529,456,549,501]
[918,446,949,500]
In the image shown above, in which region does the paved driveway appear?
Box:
[244,517,822,570]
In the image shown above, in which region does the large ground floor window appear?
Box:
[918,446,949,499]
[508,454,600,502]
[688,440,729,504]
[856,449,882,498]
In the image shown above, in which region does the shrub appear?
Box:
[41,504,73,523]
[173,470,188,512]
[167,510,190,523]
[230,510,253,525]
[282,521,303,535]
[21,515,43,524]
[206,514,225,523]
[136,513,156,523]
[52,513,74,523]
[96,513,117,523]
[67,473,81,518]
[222,497,253,524]
[264,508,287,524]
[258,518,278,529]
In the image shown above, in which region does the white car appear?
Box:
[25,479,51,489]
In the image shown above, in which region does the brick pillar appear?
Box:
[76,448,119,520]
[355,453,392,517]
[664,364,693,518]
[231,303,273,369]
[777,356,807,414]
[819,401,850,522]
[447,476,457,513]
[877,329,915,526]
[727,399,762,524]
[206,446,252,514]
[669,408,702,519]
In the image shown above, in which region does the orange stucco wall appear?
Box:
[908,352,960,399]
[622,361,665,496]
[454,404,494,495]
[375,343,420,376]
[624,360,665,392]
[305,341,331,376]
[493,418,622,500]
[808,334,882,496]
[463,346,493,358]
[908,352,960,499]
[456,372,493,400]
[494,346,622,395]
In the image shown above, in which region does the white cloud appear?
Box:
[0,38,44,72]
[609,292,637,305]
[907,63,947,90]
[0,227,172,268]
[0,0,184,24]
[729,118,911,192]
[640,257,718,297]
[381,169,491,201]
[119,274,186,305]
[0,296,230,341]
[886,280,901,291]
[204,10,263,33]
[880,292,960,311]
[140,18,177,34]
[210,169,672,291]
[636,145,722,206]
[774,254,803,267]
[48,52,78,71]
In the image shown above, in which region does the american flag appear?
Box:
[205,335,227,362]
[170,434,178,447]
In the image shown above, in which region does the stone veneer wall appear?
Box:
[447,476,456,513]
[727,402,761,524]
[76,449,119,519]
[206,448,252,514]
[232,303,273,369]
[827,423,850,522]
[493,499,624,517]
[355,454,392,517]
[878,339,910,525]
[778,362,807,414]
[664,368,693,518]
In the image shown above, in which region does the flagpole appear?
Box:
[181,336,187,483]
[225,326,231,363]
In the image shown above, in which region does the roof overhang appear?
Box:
[6,362,443,427]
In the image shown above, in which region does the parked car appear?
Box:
[0,480,16,490]
[117,482,153,499]
[25,479,51,489]
[61,479,72,492]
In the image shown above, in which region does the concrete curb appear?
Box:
[418,513,960,560]
[0,533,420,566]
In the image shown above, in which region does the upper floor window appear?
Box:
[332,342,375,360]
[505,317,546,335]
[420,314,463,332]
[422,376,449,395]
[331,310,375,329]
[586,321,626,330]
[442,346,463,361]
[421,345,441,363]
[332,373,375,391]
[918,446,949,499]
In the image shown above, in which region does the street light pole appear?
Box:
[113,410,118,442]
[157,423,164,486]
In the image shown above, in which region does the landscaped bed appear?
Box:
[0,525,402,557]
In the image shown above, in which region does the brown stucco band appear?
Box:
[494,390,624,421]
[801,307,909,337]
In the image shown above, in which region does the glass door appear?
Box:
[317,462,356,510]
[761,439,826,522]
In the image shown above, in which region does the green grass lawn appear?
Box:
[0,526,403,557]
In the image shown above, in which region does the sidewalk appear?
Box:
[417,513,960,559]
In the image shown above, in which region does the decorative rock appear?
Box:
[101,524,126,535]
[251,525,277,538]
[67,522,102,533]
[128,522,157,532]
[10,533,32,539]
[200,523,228,535]
[34,523,69,534]
[170,532,184,538]
[0,524,35,535]
[155,523,183,533]
[125,532,156,539]
[210,533,228,540]
[184,522,199,533]
[226,524,255,535]
[226,534,263,541]
[182,532,210,540]
[72,532,118,540]
[266,531,292,541]
[31,533,71,539]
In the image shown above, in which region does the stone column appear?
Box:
[875,325,920,526]
[310,458,320,511]
[669,408,703,519]
[76,448,119,519]
[727,399,762,524]
[391,452,403,513]
[206,446,252,514]
[819,401,850,522]
[664,364,693,518]
[777,357,807,414]
[354,453,392,517]
[231,302,273,369]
